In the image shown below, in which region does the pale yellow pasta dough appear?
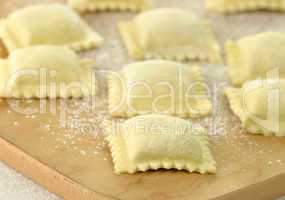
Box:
[0,4,103,53]
[226,32,285,86]
[225,79,285,136]
[68,0,153,12]
[108,60,212,118]
[118,8,221,62]
[0,45,96,99]
[105,114,216,174]
[206,0,285,13]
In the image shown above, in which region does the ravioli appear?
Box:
[226,32,285,86]
[206,0,285,13]
[108,60,212,118]
[225,79,285,137]
[68,0,153,12]
[0,45,96,99]
[105,114,216,174]
[118,8,221,63]
[0,4,103,53]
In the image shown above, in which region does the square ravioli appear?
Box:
[0,45,96,99]
[68,0,153,12]
[206,0,285,13]
[118,8,221,63]
[108,60,212,118]
[0,4,103,53]
[225,79,285,137]
[226,32,285,86]
[105,114,216,174]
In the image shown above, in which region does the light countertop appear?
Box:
[0,162,60,200]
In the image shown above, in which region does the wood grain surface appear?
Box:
[1,0,285,199]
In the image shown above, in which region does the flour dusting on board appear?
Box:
[3,64,285,176]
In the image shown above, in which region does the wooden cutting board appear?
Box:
[1,0,285,199]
